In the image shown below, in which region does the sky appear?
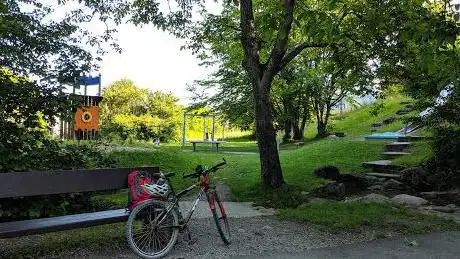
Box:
[73,1,222,104]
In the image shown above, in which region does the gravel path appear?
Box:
[66,216,369,259]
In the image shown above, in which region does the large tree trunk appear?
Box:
[292,118,306,141]
[316,104,331,138]
[283,119,292,142]
[317,120,327,137]
[240,0,295,188]
[254,82,284,187]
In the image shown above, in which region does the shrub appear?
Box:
[0,136,117,222]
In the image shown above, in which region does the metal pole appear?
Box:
[203,116,207,140]
[98,73,102,96]
[181,112,187,147]
[211,115,215,141]
[222,122,225,140]
[84,73,87,96]
[73,77,77,95]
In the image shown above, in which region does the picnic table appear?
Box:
[187,140,226,152]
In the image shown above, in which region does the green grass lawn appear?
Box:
[97,138,384,209]
[5,96,457,259]
[277,201,460,235]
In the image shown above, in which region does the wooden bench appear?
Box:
[187,140,226,152]
[0,167,158,238]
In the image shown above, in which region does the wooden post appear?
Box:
[181,112,187,147]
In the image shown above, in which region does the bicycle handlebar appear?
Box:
[183,158,226,179]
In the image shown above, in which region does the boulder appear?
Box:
[361,193,391,203]
[392,194,429,207]
[312,183,346,200]
[327,134,339,140]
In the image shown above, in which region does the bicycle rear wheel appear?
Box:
[207,191,231,244]
[126,200,179,258]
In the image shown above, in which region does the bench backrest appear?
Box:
[0,167,159,198]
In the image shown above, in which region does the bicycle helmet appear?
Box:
[143,182,169,197]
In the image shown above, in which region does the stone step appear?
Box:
[365,173,401,179]
[386,142,412,152]
[362,160,395,172]
[383,151,411,158]
[397,136,427,142]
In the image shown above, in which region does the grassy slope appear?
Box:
[100,98,415,206]
[393,140,433,167]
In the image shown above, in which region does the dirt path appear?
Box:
[67,216,370,259]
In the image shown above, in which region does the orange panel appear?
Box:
[74,106,99,130]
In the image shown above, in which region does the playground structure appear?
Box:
[59,74,103,140]
[181,113,227,148]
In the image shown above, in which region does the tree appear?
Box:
[100,79,149,124]
[77,0,459,188]
[302,47,372,137]
[0,0,118,83]
[184,0,377,186]
[100,79,183,141]
[272,65,312,142]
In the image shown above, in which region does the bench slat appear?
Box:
[0,167,159,198]
[0,209,129,238]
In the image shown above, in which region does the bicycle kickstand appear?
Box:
[183,226,197,245]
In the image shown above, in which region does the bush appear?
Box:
[0,135,117,222]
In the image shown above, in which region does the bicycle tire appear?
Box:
[207,191,231,245]
[126,200,179,258]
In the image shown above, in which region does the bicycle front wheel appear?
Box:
[126,200,179,259]
[207,191,231,244]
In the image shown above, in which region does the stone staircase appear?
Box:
[362,102,419,176]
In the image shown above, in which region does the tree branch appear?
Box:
[240,0,262,82]
[279,42,329,70]
[262,0,295,84]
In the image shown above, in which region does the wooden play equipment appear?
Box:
[59,74,103,140]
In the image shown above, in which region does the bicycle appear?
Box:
[125,159,230,258]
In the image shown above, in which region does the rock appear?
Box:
[300,191,310,200]
[421,205,456,213]
[392,194,429,207]
[368,185,383,191]
[446,204,458,211]
[382,179,405,191]
[400,167,430,190]
[313,166,340,181]
[327,134,339,140]
[361,193,390,203]
[382,116,397,125]
[327,183,346,199]
[335,132,346,137]
[310,197,329,204]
